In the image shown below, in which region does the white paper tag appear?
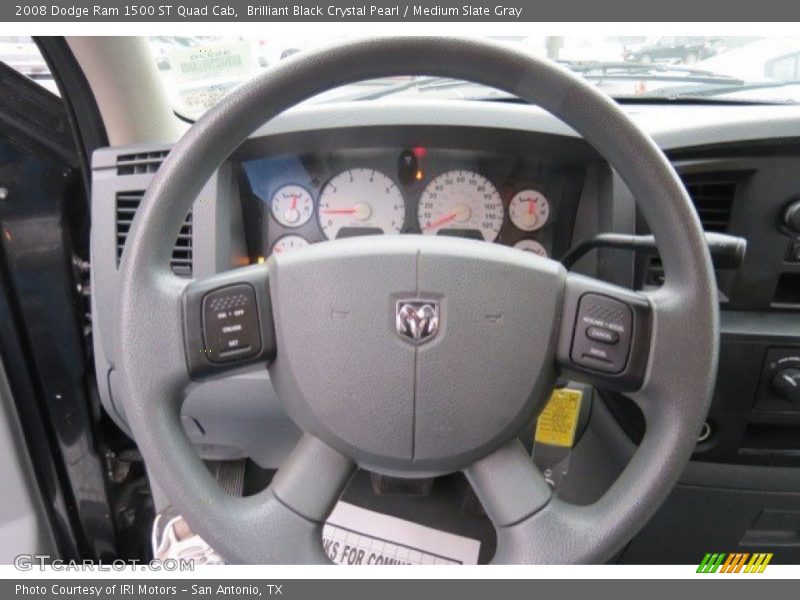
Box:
[322,502,481,565]
[170,42,254,84]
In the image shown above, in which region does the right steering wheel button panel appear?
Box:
[570,294,633,373]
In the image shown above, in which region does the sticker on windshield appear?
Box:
[170,42,255,84]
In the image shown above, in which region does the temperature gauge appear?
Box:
[509,189,550,232]
[271,185,314,228]
[271,235,309,256]
[514,239,547,257]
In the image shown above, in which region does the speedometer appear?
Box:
[318,169,405,240]
[418,170,504,241]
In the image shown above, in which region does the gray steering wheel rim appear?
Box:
[115,37,718,564]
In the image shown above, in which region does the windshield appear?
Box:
[150,36,800,120]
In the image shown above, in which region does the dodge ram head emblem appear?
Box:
[396,301,439,344]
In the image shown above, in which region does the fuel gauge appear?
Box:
[271,185,314,228]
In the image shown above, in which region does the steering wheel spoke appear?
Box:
[181,264,276,379]
[155,430,353,564]
[270,434,356,522]
[464,440,552,528]
[232,433,355,564]
[464,440,592,564]
[555,272,652,393]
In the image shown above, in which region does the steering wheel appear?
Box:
[115,37,718,564]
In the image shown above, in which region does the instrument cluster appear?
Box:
[241,146,583,260]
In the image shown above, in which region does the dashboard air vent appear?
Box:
[116,190,193,277]
[682,174,737,233]
[116,150,169,175]
[644,173,739,288]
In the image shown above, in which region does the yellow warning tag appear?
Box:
[534,388,583,448]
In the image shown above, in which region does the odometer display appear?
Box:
[418,170,504,241]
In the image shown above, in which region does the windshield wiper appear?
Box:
[558,60,744,86]
[331,61,748,103]
[642,78,800,102]
[565,62,798,104]
[555,61,800,103]
[323,76,468,102]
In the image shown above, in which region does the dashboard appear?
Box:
[91,100,800,467]
[89,99,800,566]
[236,133,593,263]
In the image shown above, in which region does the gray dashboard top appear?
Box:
[252,101,800,152]
[92,100,800,167]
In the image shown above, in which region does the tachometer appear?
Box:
[418,170,504,241]
[318,169,405,240]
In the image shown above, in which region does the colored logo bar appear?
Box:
[697,552,773,573]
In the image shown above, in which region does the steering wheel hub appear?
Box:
[268,235,564,475]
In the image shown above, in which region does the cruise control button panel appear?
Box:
[202,284,261,363]
[570,294,632,373]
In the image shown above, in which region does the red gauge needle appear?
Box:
[290,195,298,210]
[528,200,534,214]
[321,208,358,215]
[425,212,458,231]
